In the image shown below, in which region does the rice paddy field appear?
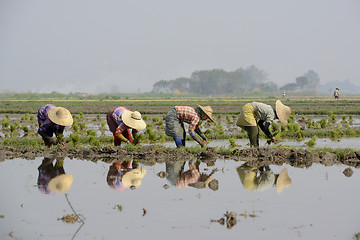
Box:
[1,94,360,240]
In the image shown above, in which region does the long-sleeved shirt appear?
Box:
[176,162,201,188]
[175,106,200,132]
[37,104,64,137]
[251,102,275,139]
[111,107,130,134]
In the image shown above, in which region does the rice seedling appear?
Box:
[318,118,327,128]
[70,133,80,147]
[152,116,160,122]
[288,114,295,124]
[13,120,20,128]
[22,126,29,136]
[10,124,16,134]
[306,135,318,147]
[1,118,9,129]
[72,122,79,132]
[226,114,231,122]
[79,122,87,131]
[213,123,224,135]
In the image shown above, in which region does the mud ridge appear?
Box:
[0,145,359,168]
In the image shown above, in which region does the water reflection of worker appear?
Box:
[106,160,146,191]
[236,163,291,193]
[37,104,73,147]
[165,159,218,191]
[37,157,73,194]
[106,107,146,146]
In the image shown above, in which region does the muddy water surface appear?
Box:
[1,157,359,240]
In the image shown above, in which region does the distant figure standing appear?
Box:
[282,91,286,98]
[334,88,340,100]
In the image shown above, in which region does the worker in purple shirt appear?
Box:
[37,104,73,147]
[106,106,146,146]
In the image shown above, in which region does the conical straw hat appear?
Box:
[198,105,214,122]
[48,174,74,194]
[48,107,73,126]
[122,169,147,188]
[276,168,292,193]
[122,111,146,130]
[275,100,291,125]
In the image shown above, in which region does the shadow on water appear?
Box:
[0,156,360,239]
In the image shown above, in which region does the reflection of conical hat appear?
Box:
[48,174,74,194]
[122,169,147,188]
[122,111,146,130]
[48,107,73,126]
[276,168,292,193]
[236,165,257,191]
[198,105,214,122]
[275,100,291,125]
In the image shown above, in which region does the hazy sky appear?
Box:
[1,0,359,93]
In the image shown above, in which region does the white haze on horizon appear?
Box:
[1,0,359,94]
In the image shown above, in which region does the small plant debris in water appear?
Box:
[343,167,354,177]
[113,204,123,212]
[157,171,168,178]
[142,208,147,217]
[59,214,79,224]
[210,211,237,229]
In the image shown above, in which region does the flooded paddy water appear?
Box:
[1,156,359,240]
[1,109,360,239]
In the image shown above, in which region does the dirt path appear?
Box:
[1,145,359,169]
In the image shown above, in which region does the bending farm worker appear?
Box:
[37,104,73,147]
[236,100,291,148]
[107,106,146,146]
[165,105,214,148]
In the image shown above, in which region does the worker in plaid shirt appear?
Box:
[165,105,214,147]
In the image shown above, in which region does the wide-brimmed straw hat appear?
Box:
[275,100,291,125]
[48,107,73,126]
[48,174,74,194]
[122,168,147,188]
[122,111,146,130]
[276,168,292,193]
[198,105,214,122]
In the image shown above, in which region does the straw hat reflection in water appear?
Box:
[48,107,73,126]
[122,168,147,189]
[276,168,292,193]
[48,174,74,194]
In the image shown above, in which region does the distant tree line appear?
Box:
[280,70,320,92]
[151,66,320,95]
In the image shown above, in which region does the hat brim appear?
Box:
[198,105,214,122]
[122,169,147,187]
[276,168,291,193]
[275,100,291,125]
[48,107,73,126]
[48,174,74,194]
[122,111,146,130]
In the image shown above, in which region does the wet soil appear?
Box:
[1,145,360,169]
